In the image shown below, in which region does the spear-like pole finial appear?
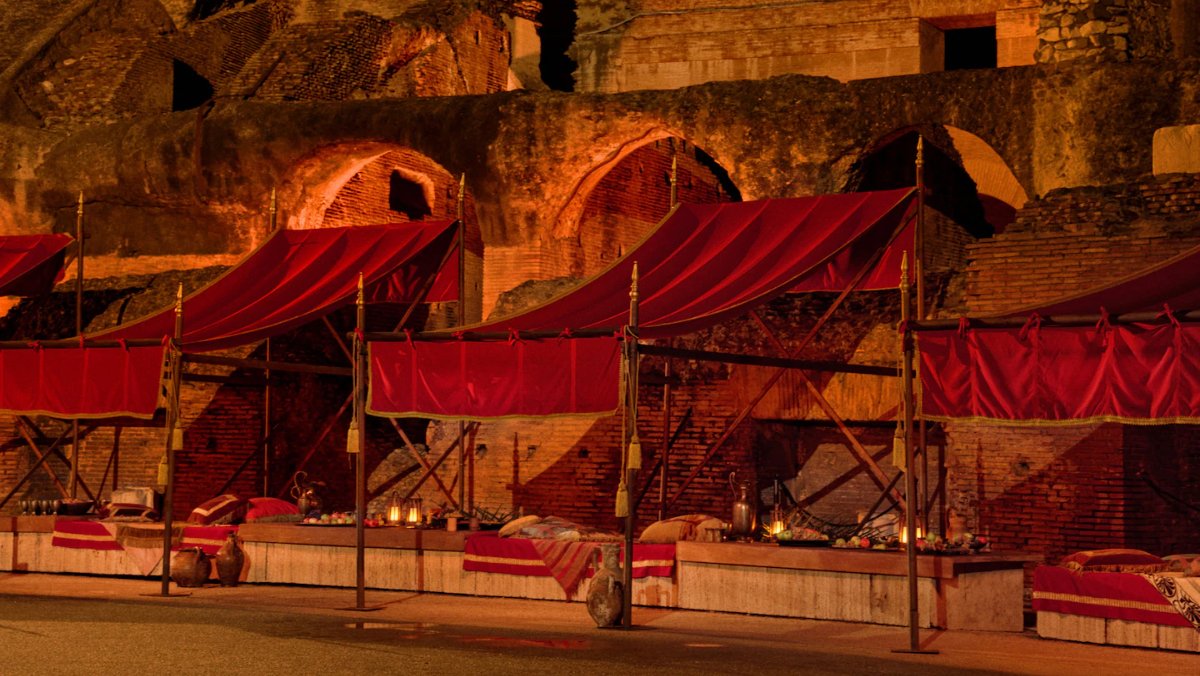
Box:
[456,173,465,222]
[916,135,924,169]
[269,187,278,231]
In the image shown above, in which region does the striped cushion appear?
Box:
[187,494,247,525]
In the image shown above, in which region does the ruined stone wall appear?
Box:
[573,0,1040,93]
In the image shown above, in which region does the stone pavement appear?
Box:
[0,572,1197,675]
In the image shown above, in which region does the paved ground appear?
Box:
[0,573,1197,675]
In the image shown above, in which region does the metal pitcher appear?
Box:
[729,471,756,538]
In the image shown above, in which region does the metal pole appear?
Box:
[669,150,678,208]
[160,284,184,596]
[354,273,367,609]
[70,192,84,498]
[622,263,639,629]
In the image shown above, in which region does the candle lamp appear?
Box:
[768,505,786,538]
[899,526,924,544]
[404,497,423,528]
[386,492,403,525]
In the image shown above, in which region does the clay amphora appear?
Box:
[215,532,245,587]
[171,547,211,588]
[586,544,624,627]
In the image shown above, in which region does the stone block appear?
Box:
[1153,125,1200,175]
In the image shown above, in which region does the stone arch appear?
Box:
[278,142,482,324]
[854,125,1026,235]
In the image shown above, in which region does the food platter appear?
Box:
[296,521,354,527]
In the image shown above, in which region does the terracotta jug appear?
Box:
[586,544,624,628]
[170,547,211,588]
[215,532,245,587]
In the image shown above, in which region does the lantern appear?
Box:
[404,497,423,528]
[769,505,786,538]
[899,526,923,544]
[386,492,403,526]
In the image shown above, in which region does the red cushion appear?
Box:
[101,502,159,521]
[244,497,300,523]
[1059,548,1164,572]
[187,494,247,525]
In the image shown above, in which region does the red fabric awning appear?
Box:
[0,234,72,296]
[96,222,458,352]
[920,319,1200,424]
[473,189,915,339]
[0,344,166,419]
[368,336,622,420]
[368,189,915,419]
[920,243,1200,424]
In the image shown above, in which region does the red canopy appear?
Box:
[0,344,166,419]
[97,222,458,352]
[0,234,72,296]
[920,243,1200,424]
[472,189,915,339]
[368,189,916,419]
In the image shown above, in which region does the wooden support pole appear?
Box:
[0,421,73,509]
[264,337,271,496]
[353,273,368,610]
[622,263,640,629]
[160,284,184,596]
[915,136,930,534]
[658,339,671,521]
[71,191,84,498]
[896,254,932,654]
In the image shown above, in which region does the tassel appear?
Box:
[892,422,906,471]
[346,418,360,454]
[156,453,169,486]
[171,427,184,451]
[627,434,642,471]
[614,480,629,518]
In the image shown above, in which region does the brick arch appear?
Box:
[548,131,741,278]
[278,142,483,322]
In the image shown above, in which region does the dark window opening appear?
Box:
[172,60,213,111]
[945,26,997,70]
[537,0,577,92]
[389,172,431,220]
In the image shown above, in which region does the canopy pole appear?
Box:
[658,338,671,522]
[895,255,936,655]
[159,284,184,597]
[456,174,469,517]
[70,191,84,499]
[622,263,640,629]
[914,136,930,534]
[351,272,374,611]
[264,188,278,495]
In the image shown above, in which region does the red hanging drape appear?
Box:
[96,222,458,352]
[0,234,72,296]
[0,344,166,419]
[368,336,622,420]
[368,189,915,419]
[919,241,1200,424]
[920,319,1200,424]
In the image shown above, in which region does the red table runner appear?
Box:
[463,532,675,598]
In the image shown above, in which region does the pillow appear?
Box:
[100,502,159,522]
[188,494,248,525]
[1059,548,1166,573]
[499,515,540,538]
[639,514,724,543]
[244,497,301,523]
